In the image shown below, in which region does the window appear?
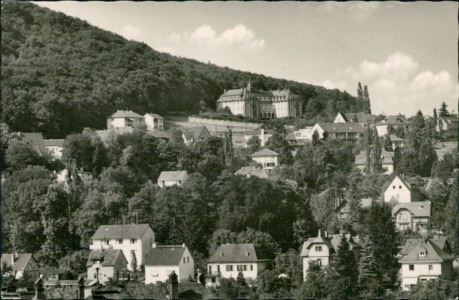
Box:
[393,185,396,189]
[106,240,109,245]
[209,266,212,273]
[237,265,247,271]
[130,239,136,244]
[419,251,426,256]
[315,246,322,252]
[399,185,402,189]
[226,265,233,271]
[183,257,186,264]
[317,259,322,266]
[250,265,253,271]
[429,265,433,271]
[118,239,123,244]
[409,265,414,271]
[187,257,190,263]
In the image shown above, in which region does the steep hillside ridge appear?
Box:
[2,2,365,138]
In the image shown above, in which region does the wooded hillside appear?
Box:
[2,2,367,138]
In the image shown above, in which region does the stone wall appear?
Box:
[188,117,262,133]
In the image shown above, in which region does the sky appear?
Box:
[35,1,458,117]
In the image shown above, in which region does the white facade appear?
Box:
[252,155,279,170]
[384,176,411,203]
[301,244,331,280]
[144,114,164,130]
[400,262,442,290]
[333,113,347,123]
[46,146,63,159]
[145,247,194,284]
[293,127,314,142]
[90,228,155,271]
[206,262,266,286]
[221,100,245,116]
[272,101,289,118]
[382,162,394,174]
[310,124,325,139]
[375,124,388,137]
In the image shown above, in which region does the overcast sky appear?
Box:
[36,1,457,117]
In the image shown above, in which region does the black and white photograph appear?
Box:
[1,1,458,299]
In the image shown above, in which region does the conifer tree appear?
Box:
[358,238,382,296]
[312,130,320,146]
[364,125,372,173]
[383,134,393,152]
[371,130,382,173]
[439,102,450,117]
[331,236,359,298]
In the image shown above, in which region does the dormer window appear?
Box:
[220,253,224,257]
[315,246,322,252]
[245,252,250,257]
[419,251,426,256]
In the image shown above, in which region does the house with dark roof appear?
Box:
[374,115,411,137]
[334,112,376,125]
[235,166,269,179]
[354,149,394,174]
[392,201,431,232]
[311,122,364,142]
[86,249,127,284]
[384,175,412,203]
[336,197,373,220]
[157,171,188,187]
[144,244,194,284]
[300,230,361,281]
[44,139,65,159]
[398,238,454,290]
[90,224,155,271]
[144,113,164,130]
[389,134,405,149]
[436,115,458,132]
[1,253,40,279]
[107,110,144,130]
[17,132,48,156]
[250,149,279,170]
[206,244,270,287]
[181,126,211,145]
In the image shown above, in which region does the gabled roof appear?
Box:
[207,244,268,263]
[384,175,411,192]
[235,167,269,179]
[182,126,209,141]
[316,123,364,133]
[219,88,244,98]
[300,235,334,257]
[285,133,297,141]
[386,115,410,125]
[251,148,279,157]
[145,113,164,120]
[86,249,126,267]
[110,110,143,119]
[382,156,394,164]
[144,245,187,266]
[329,234,361,251]
[399,239,454,263]
[19,132,47,156]
[1,254,38,272]
[157,171,188,182]
[91,224,153,240]
[389,135,404,142]
[392,201,431,218]
[344,112,376,124]
[44,139,65,147]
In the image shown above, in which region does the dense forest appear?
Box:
[2,1,367,138]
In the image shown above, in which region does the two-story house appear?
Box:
[90,224,155,271]
[392,201,431,232]
[300,230,361,281]
[398,238,454,290]
[1,253,40,279]
[144,244,194,284]
[354,149,394,174]
[374,115,411,137]
[182,126,211,145]
[250,149,279,170]
[389,134,405,149]
[384,175,411,203]
[44,139,65,159]
[86,249,128,284]
[205,244,270,287]
[157,171,188,187]
[310,123,364,142]
[334,112,376,126]
[107,110,144,130]
[144,113,164,130]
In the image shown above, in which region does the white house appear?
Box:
[157,171,188,187]
[250,149,279,170]
[243,129,273,147]
[44,139,65,159]
[333,112,375,125]
[354,150,394,174]
[86,249,128,284]
[398,238,454,291]
[107,110,144,130]
[144,113,164,130]
[300,230,361,281]
[384,175,411,203]
[373,115,411,137]
[292,126,314,143]
[205,244,270,287]
[144,244,194,284]
[311,123,364,142]
[389,135,405,149]
[436,116,458,132]
[1,253,40,280]
[90,224,155,271]
[392,201,431,232]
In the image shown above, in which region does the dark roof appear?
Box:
[144,245,187,266]
[157,171,188,182]
[207,244,268,263]
[251,149,279,157]
[19,133,47,156]
[344,112,375,124]
[182,126,209,141]
[86,249,126,267]
[44,139,65,147]
[300,235,334,256]
[317,123,364,133]
[110,110,143,119]
[145,113,164,120]
[389,135,404,142]
[91,224,153,240]
[235,167,269,179]
[1,253,37,272]
[392,201,431,218]
[399,239,454,263]
[285,133,297,141]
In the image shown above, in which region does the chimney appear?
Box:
[324,231,328,238]
[318,229,321,237]
[182,243,186,248]
[224,89,227,93]
[152,243,157,248]
[339,230,343,236]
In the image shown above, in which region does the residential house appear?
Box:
[354,149,394,174]
[292,126,314,143]
[433,141,458,161]
[336,197,373,220]
[17,132,48,156]
[1,253,40,280]
[86,249,128,284]
[374,115,411,137]
[144,113,164,130]
[300,231,361,281]
[310,123,364,142]
[398,238,454,291]
[144,244,194,284]
[107,110,144,130]
[389,135,405,149]
[243,129,273,148]
[44,139,65,159]
[334,112,376,125]
[384,175,411,203]
[393,201,431,232]
[206,244,270,287]
[89,224,155,271]
[157,171,188,187]
[234,166,269,179]
[436,116,458,132]
[182,126,211,145]
[250,149,279,170]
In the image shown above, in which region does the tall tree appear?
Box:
[438,102,450,117]
[364,125,372,173]
[331,236,359,298]
[371,131,382,173]
[358,238,382,297]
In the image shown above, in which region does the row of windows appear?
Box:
[408,264,433,271]
[226,265,254,272]
[104,239,137,245]
[182,256,190,264]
